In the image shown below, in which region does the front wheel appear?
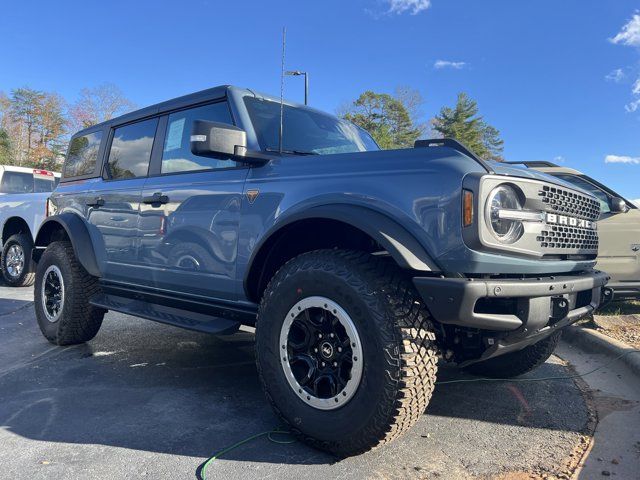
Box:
[2,233,35,287]
[34,241,105,345]
[255,250,438,456]
[465,331,562,378]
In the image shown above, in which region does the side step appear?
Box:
[90,294,241,335]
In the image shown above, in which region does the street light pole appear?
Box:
[285,70,308,105]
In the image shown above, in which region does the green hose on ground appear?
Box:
[197,349,640,479]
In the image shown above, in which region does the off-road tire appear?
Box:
[2,233,35,287]
[465,331,562,378]
[34,241,105,345]
[255,249,438,457]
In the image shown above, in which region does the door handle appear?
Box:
[86,197,105,207]
[142,193,169,205]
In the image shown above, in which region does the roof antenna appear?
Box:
[279,26,286,154]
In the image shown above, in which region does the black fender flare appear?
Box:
[33,213,102,278]
[244,204,440,296]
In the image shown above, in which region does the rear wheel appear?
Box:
[2,233,35,287]
[34,241,105,345]
[255,250,438,456]
[465,331,562,378]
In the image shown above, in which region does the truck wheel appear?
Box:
[465,331,562,378]
[34,241,105,345]
[1,233,35,287]
[255,250,438,456]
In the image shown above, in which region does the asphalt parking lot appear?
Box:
[0,283,594,480]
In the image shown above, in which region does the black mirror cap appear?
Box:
[610,196,630,213]
[190,120,248,159]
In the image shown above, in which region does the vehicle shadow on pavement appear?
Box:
[0,297,589,469]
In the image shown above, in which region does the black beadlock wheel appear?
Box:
[1,233,35,287]
[465,331,562,378]
[255,249,438,457]
[34,241,106,345]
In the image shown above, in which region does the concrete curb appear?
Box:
[562,325,640,377]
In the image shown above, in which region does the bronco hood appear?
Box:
[487,161,591,194]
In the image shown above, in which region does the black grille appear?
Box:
[539,185,600,222]
[537,226,598,251]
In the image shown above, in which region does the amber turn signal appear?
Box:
[463,190,474,227]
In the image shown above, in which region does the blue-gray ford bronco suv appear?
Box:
[33,85,612,456]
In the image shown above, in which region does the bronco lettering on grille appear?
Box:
[545,213,596,230]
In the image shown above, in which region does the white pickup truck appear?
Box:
[0,166,60,286]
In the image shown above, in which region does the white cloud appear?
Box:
[625,98,640,112]
[605,154,640,164]
[605,68,626,82]
[434,60,467,70]
[609,13,640,113]
[628,78,640,111]
[610,12,640,46]
[553,156,565,164]
[386,0,431,15]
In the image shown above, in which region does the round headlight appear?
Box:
[485,185,524,244]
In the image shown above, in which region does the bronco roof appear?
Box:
[73,85,235,137]
[72,85,318,139]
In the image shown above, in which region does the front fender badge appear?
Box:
[246,189,259,204]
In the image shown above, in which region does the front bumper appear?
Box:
[608,281,640,300]
[413,270,612,364]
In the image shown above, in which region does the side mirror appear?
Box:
[190,120,248,159]
[610,196,630,213]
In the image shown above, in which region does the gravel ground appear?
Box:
[0,283,594,480]
[582,300,640,348]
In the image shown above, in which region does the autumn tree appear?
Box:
[340,89,424,149]
[69,83,135,129]
[2,88,67,168]
[432,93,504,161]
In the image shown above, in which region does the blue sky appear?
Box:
[1,0,639,199]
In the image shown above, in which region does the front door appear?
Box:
[137,101,248,301]
[597,209,640,285]
[87,117,159,284]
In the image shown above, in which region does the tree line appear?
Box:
[340,89,504,161]
[0,84,134,169]
[0,82,504,170]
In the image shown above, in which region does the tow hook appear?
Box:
[600,287,614,309]
[550,297,570,321]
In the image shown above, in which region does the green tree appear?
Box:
[340,90,423,149]
[432,93,504,161]
[0,128,11,165]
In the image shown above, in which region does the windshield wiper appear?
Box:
[265,148,318,156]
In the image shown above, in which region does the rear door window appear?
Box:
[34,176,56,192]
[64,131,103,178]
[106,118,158,180]
[0,171,34,193]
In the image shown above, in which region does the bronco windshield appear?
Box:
[244,97,379,155]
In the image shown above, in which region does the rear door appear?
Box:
[87,117,160,284]
[552,173,640,285]
[138,100,248,300]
